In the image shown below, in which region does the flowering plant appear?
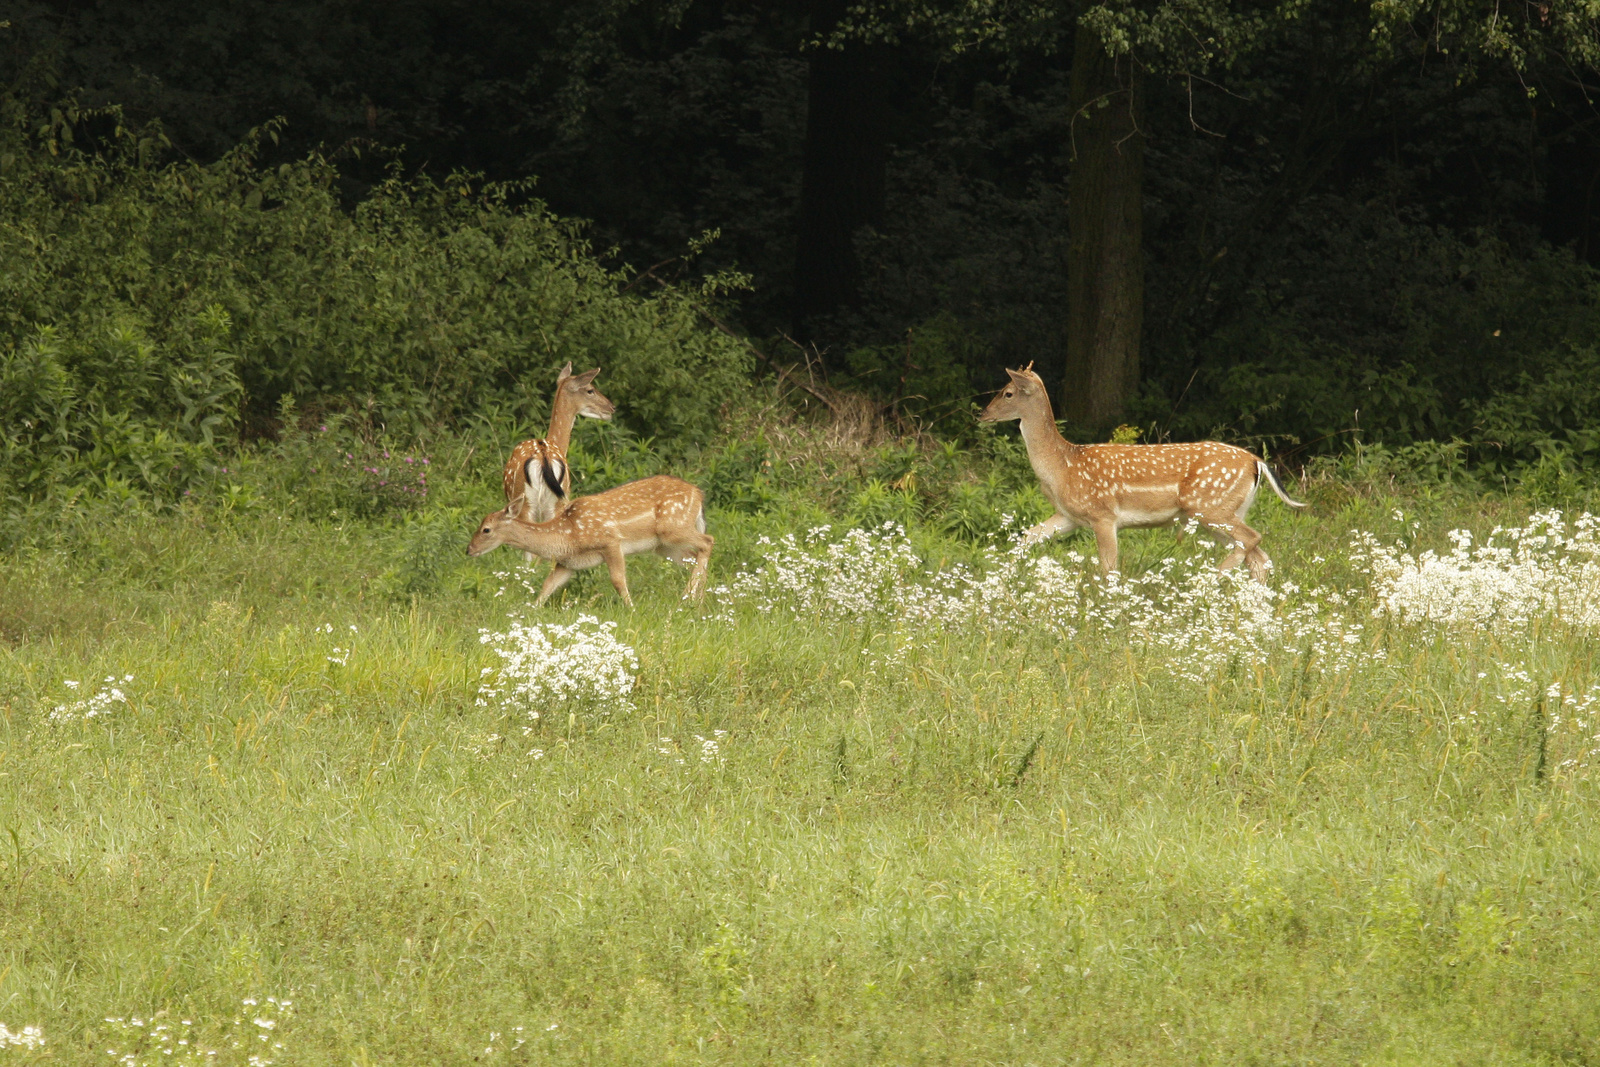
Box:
[714,522,1371,679]
[48,675,134,723]
[1352,509,1600,632]
[477,614,639,718]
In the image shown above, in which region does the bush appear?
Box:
[0,88,751,505]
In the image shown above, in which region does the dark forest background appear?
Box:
[8,0,1600,474]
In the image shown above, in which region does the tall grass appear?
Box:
[1,422,1597,1065]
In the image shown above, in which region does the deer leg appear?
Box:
[1023,512,1072,544]
[534,565,576,607]
[601,545,634,608]
[1091,521,1121,575]
[681,533,714,602]
[523,551,536,564]
[1195,512,1264,579]
[1236,506,1272,581]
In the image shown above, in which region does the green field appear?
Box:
[2,437,1598,1065]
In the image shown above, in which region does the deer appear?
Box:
[978,364,1306,581]
[467,475,713,608]
[502,364,616,560]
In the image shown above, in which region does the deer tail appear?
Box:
[540,454,567,498]
[1256,461,1307,509]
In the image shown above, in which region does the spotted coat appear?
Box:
[979,366,1305,581]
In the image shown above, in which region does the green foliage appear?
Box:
[378,506,481,600]
[839,313,985,427]
[0,88,750,504]
[1140,231,1600,451]
[0,308,240,503]
[701,436,780,514]
[1472,345,1600,468]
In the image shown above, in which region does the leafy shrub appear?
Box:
[379,507,477,600]
[0,307,240,503]
[840,312,986,427]
[1471,345,1600,470]
[0,86,750,504]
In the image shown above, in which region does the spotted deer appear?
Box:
[467,475,713,607]
[978,364,1306,581]
[502,364,615,559]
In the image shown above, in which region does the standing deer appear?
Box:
[502,364,615,560]
[978,364,1306,581]
[467,475,713,607]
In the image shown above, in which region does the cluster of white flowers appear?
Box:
[715,525,926,619]
[483,1023,560,1056]
[0,1023,44,1050]
[48,675,133,724]
[314,623,358,666]
[655,730,727,766]
[101,997,291,1066]
[477,614,639,718]
[1478,667,1600,775]
[714,523,1371,680]
[1352,510,1600,631]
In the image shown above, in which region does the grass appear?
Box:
[1,432,1598,1065]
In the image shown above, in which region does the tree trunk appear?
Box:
[1064,26,1144,433]
[791,0,888,341]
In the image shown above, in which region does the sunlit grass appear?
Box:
[1,479,1598,1065]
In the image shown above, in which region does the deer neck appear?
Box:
[1016,395,1078,464]
[545,389,579,454]
[1015,395,1083,512]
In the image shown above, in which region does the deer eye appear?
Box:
[1004,391,1013,398]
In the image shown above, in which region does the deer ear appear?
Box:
[573,367,601,385]
[503,497,524,520]
[557,362,574,383]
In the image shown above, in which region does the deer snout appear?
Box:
[466,526,497,557]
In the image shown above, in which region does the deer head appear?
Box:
[467,497,525,557]
[555,363,615,421]
[977,363,1048,423]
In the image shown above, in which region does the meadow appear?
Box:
[1,417,1598,1066]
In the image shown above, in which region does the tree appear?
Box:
[1065,20,1142,429]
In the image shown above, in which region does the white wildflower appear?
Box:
[477,614,638,717]
[49,675,131,723]
[1352,510,1600,631]
[0,1023,44,1050]
[714,524,1371,681]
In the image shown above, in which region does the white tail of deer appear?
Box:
[502,364,615,559]
[978,364,1306,581]
[467,475,713,607]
